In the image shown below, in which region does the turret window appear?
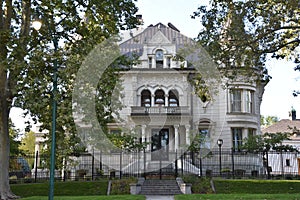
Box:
[155,50,164,68]
[229,89,254,113]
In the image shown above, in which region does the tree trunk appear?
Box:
[0,0,30,198]
[0,74,19,199]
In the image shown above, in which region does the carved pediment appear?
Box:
[148,31,171,44]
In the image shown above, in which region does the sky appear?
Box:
[9,0,300,133]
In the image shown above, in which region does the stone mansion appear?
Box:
[108,22,267,158]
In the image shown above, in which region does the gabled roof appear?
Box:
[262,119,300,134]
[120,23,193,55]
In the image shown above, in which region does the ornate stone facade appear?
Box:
[111,22,267,157]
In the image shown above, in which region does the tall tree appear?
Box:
[9,120,22,157]
[193,0,299,79]
[0,0,139,199]
[19,131,35,155]
[261,115,279,128]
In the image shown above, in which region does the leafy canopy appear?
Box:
[242,132,298,152]
[193,0,299,77]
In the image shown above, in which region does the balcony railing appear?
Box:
[131,106,190,115]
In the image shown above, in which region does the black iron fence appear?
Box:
[9,149,300,183]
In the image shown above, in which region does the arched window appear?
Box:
[155,89,165,106]
[155,49,164,68]
[169,90,179,107]
[199,120,212,149]
[141,90,151,107]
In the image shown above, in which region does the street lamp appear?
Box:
[33,19,58,200]
[217,139,223,176]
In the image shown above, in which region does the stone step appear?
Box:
[139,179,182,195]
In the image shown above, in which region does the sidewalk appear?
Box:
[146,195,175,200]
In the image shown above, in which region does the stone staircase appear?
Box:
[139,179,182,195]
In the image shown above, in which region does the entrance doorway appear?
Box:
[151,129,169,161]
[298,158,300,175]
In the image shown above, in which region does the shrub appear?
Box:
[181,175,214,194]
[110,178,137,195]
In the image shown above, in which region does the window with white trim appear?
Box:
[229,89,255,113]
[232,127,243,151]
[245,90,254,113]
[230,89,242,112]
[199,128,210,149]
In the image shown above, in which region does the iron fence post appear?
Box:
[143,149,146,178]
[175,150,178,177]
[159,154,162,180]
[231,148,235,179]
[119,151,123,179]
[34,151,38,183]
[181,150,184,176]
[92,149,95,180]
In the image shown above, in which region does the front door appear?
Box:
[151,129,169,161]
[298,158,300,175]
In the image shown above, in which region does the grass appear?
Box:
[10,178,300,200]
[20,195,145,200]
[213,179,300,194]
[11,180,108,198]
[175,194,300,200]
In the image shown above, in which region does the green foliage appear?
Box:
[242,132,298,152]
[214,179,300,194]
[110,178,137,195]
[261,115,279,128]
[19,131,36,155]
[9,0,139,170]
[181,175,214,194]
[107,134,147,152]
[189,73,212,102]
[20,196,145,200]
[9,120,23,156]
[193,0,299,80]
[11,181,108,197]
[107,126,149,152]
[188,132,207,152]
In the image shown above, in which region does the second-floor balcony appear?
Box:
[131,106,190,116]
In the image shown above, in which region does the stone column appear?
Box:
[174,125,179,151]
[147,128,151,151]
[152,56,156,68]
[185,124,191,146]
[151,94,155,107]
[137,94,141,106]
[142,125,146,143]
[163,56,167,68]
[165,94,169,107]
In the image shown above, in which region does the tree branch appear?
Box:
[252,25,300,44]
[4,0,12,30]
[259,39,300,54]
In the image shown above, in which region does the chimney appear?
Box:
[291,107,296,120]
[136,15,143,25]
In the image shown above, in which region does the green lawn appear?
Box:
[11,181,108,197]
[21,195,145,200]
[213,179,300,194]
[175,194,300,200]
[10,178,300,200]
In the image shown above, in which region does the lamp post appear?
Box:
[217,139,223,176]
[33,19,58,200]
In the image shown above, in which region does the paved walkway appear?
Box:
[145,195,175,200]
